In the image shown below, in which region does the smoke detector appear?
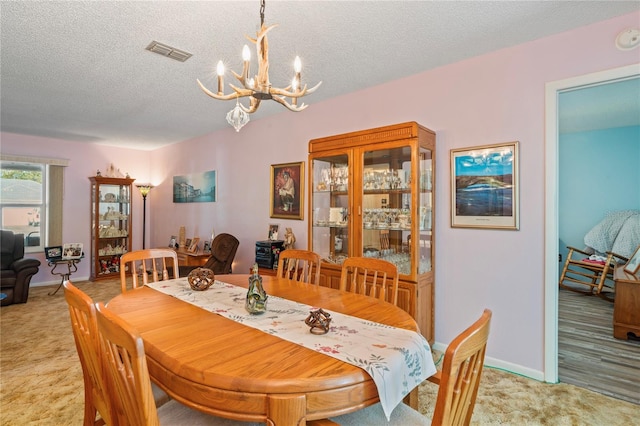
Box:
[615,28,640,51]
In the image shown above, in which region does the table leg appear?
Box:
[268,394,306,426]
[48,274,69,296]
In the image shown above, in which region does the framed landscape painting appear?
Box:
[173,170,216,203]
[450,141,519,230]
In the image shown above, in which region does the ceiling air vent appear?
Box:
[145,41,192,62]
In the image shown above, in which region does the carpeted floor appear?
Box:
[1,280,639,425]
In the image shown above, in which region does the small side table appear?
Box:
[48,258,81,296]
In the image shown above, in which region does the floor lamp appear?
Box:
[136,184,153,249]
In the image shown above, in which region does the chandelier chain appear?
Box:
[260,0,265,27]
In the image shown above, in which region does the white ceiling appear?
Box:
[1,1,639,150]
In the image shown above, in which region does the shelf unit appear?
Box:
[89,176,134,281]
[308,122,436,342]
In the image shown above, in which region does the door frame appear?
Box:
[543,63,640,382]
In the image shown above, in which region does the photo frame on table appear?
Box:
[203,241,211,253]
[62,243,83,260]
[184,238,192,249]
[624,246,640,276]
[45,246,63,260]
[270,162,304,220]
[268,224,279,241]
[450,141,519,230]
[187,237,200,253]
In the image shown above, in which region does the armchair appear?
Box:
[179,233,239,276]
[1,230,41,305]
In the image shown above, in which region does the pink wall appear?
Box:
[1,134,153,283]
[2,11,638,377]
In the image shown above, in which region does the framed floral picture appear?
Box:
[270,162,304,220]
[450,141,519,230]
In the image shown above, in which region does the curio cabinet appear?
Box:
[308,122,435,342]
[89,176,134,281]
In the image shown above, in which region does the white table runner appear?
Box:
[146,278,436,420]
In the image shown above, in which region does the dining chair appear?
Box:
[312,309,492,426]
[339,257,399,306]
[120,248,179,292]
[64,281,171,426]
[63,281,115,426]
[276,249,322,285]
[94,302,263,426]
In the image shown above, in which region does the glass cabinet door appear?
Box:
[311,153,349,264]
[361,145,413,275]
[418,146,433,274]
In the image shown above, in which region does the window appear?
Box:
[1,155,67,253]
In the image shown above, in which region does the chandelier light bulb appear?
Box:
[242,45,251,61]
[216,61,225,76]
[294,56,301,73]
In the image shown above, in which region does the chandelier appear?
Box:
[197,0,321,131]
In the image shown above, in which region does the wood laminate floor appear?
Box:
[558,287,640,405]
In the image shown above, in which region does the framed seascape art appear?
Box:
[270,162,304,220]
[450,141,519,230]
[173,170,216,203]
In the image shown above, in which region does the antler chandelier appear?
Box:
[197,0,321,132]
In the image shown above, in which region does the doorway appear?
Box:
[544,63,640,384]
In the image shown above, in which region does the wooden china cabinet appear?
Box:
[308,122,436,342]
[89,176,134,281]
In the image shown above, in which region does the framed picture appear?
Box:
[62,243,83,260]
[203,241,211,253]
[450,141,519,230]
[268,224,279,241]
[45,246,63,260]
[173,170,216,203]
[187,237,200,253]
[168,235,177,248]
[185,238,192,249]
[624,246,640,276]
[270,162,304,220]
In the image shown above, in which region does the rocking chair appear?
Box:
[558,246,628,300]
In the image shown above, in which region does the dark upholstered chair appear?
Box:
[179,233,239,276]
[1,230,41,305]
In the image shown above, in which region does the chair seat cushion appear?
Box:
[328,402,429,425]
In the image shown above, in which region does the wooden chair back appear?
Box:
[63,281,115,426]
[120,249,179,292]
[429,309,492,426]
[95,302,161,426]
[277,249,322,285]
[339,257,399,306]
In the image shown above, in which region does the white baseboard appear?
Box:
[31,275,91,287]
[431,341,546,383]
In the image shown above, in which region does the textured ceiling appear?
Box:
[1,1,639,150]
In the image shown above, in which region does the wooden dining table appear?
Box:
[107,274,424,425]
